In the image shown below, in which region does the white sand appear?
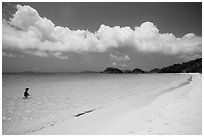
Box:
[34,74,202,135]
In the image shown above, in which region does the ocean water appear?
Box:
[2,73,189,134]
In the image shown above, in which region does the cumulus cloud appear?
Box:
[23,50,49,57]
[122,64,129,67]
[111,62,129,68]
[53,51,69,59]
[109,53,130,61]
[2,52,17,57]
[112,62,117,66]
[2,4,202,59]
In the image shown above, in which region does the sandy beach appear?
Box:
[34,74,202,135]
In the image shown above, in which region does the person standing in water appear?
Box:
[24,88,30,99]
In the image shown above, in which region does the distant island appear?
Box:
[102,67,146,74]
[151,58,202,73]
[101,58,202,74]
[3,58,202,74]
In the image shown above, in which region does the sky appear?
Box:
[2,2,202,73]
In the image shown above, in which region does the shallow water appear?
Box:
[2,73,188,134]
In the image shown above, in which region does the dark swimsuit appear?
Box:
[24,91,30,98]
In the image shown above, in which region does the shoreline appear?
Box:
[33,74,201,135]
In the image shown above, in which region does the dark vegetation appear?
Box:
[102,58,202,74]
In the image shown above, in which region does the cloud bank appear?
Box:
[2,4,202,59]
[109,53,130,61]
